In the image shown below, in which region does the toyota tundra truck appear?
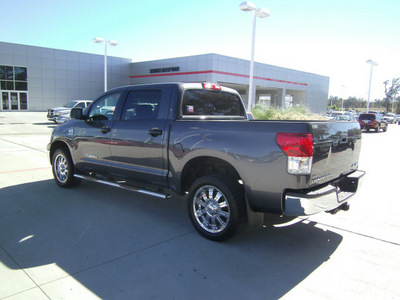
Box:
[48,82,365,241]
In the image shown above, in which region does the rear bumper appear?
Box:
[360,123,377,129]
[284,170,365,216]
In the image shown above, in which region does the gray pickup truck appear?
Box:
[48,82,365,241]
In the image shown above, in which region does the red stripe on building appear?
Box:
[130,70,308,86]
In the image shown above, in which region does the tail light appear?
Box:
[276,133,313,175]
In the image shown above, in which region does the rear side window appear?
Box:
[182,90,245,117]
[121,90,161,120]
[360,114,375,121]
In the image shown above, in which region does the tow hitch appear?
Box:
[327,202,350,214]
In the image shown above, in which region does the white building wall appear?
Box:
[1,42,329,113]
[130,54,329,114]
[0,41,131,111]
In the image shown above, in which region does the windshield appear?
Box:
[63,101,78,108]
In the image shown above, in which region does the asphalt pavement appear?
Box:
[1,112,399,299]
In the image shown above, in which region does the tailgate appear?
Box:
[310,121,362,186]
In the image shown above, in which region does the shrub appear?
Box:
[251,105,327,120]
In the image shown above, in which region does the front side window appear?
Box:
[182,89,245,117]
[121,90,161,120]
[89,92,122,121]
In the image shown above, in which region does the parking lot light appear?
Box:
[239,2,270,110]
[366,59,378,112]
[93,37,119,92]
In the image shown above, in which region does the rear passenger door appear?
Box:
[109,87,172,187]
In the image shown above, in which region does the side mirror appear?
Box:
[70,107,84,120]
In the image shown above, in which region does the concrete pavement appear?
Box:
[1,112,399,299]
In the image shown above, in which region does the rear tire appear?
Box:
[375,125,380,132]
[52,148,80,188]
[187,175,246,241]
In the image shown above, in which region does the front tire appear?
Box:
[187,175,246,241]
[52,148,80,188]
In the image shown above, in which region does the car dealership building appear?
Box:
[0,41,329,113]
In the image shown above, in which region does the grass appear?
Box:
[251,105,327,120]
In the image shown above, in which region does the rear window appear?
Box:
[182,89,245,117]
[359,114,375,121]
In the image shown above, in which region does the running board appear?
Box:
[74,174,170,199]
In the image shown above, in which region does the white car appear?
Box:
[383,113,396,124]
[327,111,353,120]
[47,100,92,124]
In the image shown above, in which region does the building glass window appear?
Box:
[10,92,18,110]
[0,66,14,80]
[0,66,28,91]
[1,81,14,90]
[0,65,28,110]
[14,67,27,81]
[15,82,27,91]
[20,93,28,110]
[2,92,9,110]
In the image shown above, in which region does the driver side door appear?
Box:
[73,91,123,174]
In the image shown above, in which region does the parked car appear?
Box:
[358,112,388,132]
[48,82,365,241]
[395,114,400,124]
[327,111,353,120]
[333,115,357,122]
[383,113,396,124]
[47,100,92,123]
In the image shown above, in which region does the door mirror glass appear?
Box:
[70,107,84,120]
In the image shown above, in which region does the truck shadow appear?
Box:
[0,180,343,299]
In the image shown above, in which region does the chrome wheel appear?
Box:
[54,153,69,184]
[188,175,246,241]
[52,148,79,188]
[193,185,231,234]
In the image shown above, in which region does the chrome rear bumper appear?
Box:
[284,170,365,216]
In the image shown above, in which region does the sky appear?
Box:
[1,0,399,101]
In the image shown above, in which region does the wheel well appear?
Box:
[181,157,241,193]
[49,141,70,164]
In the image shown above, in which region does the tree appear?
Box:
[383,78,400,112]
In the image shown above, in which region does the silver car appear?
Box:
[47,100,92,123]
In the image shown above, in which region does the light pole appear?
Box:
[341,85,346,111]
[239,2,270,110]
[366,59,377,112]
[93,37,118,92]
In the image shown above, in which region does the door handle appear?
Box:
[148,128,162,137]
[100,126,111,134]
